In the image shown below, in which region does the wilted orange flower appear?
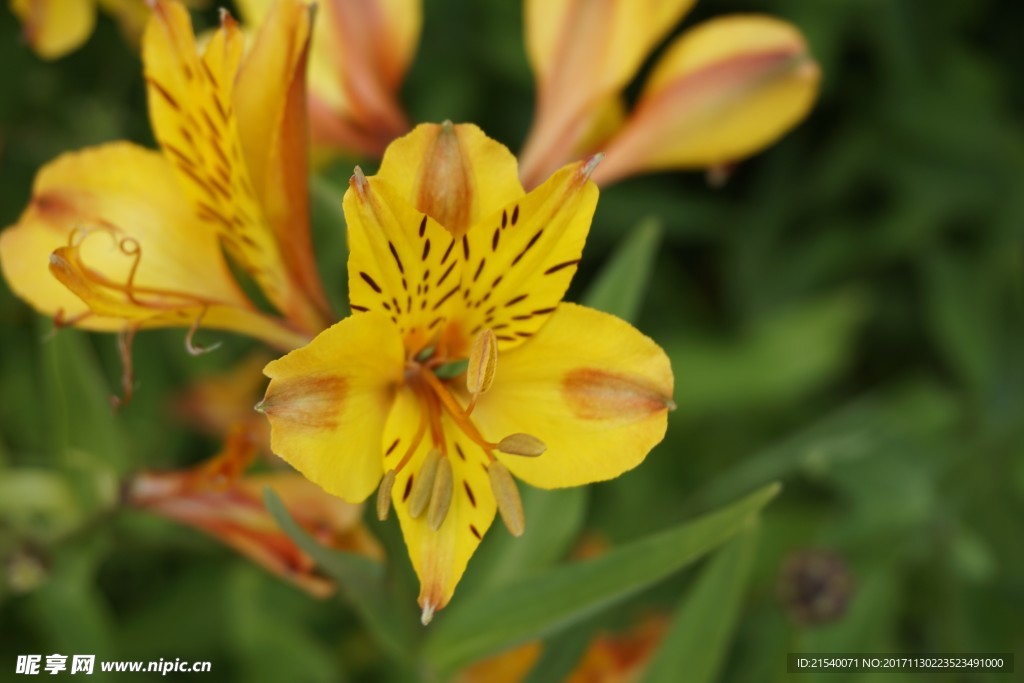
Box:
[519,0,821,187]
[458,616,669,683]
[125,427,383,598]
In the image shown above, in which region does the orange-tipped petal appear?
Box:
[519,0,696,187]
[593,15,821,185]
[235,0,330,324]
[143,1,321,331]
[12,0,96,59]
[473,303,674,488]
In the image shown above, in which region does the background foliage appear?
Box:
[1,0,1022,681]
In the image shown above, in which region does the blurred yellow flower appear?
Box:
[519,0,821,187]
[125,426,383,598]
[236,0,420,160]
[258,123,675,621]
[9,0,206,59]
[0,0,330,355]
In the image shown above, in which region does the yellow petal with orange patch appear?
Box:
[142,1,296,318]
[344,173,463,356]
[376,123,525,238]
[473,303,673,488]
[11,0,96,60]
[0,143,304,349]
[593,16,821,185]
[261,312,404,502]
[450,159,599,355]
[384,386,496,618]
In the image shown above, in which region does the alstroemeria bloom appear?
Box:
[126,428,383,598]
[9,0,206,59]
[519,0,821,187]
[259,123,674,620]
[1,0,330,358]
[236,0,420,160]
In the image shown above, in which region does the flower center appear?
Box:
[375,330,544,535]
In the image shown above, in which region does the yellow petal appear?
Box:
[142,2,301,323]
[593,16,821,185]
[473,303,673,488]
[520,0,696,186]
[384,387,496,616]
[0,143,304,349]
[376,123,525,238]
[11,0,96,59]
[261,312,404,502]
[234,0,330,327]
[343,172,462,355]
[449,159,599,355]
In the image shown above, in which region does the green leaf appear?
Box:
[263,488,417,663]
[522,626,594,683]
[310,174,349,317]
[457,486,587,598]
[423,483,781,674]
[582,217,661,322]
[641,524,759,683]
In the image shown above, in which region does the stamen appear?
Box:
[118,237,144,305]
[495,433,546,457]
[488,461,525,537]
[419,371,495,459]
[465,328,497,415]
[185,306,223,356]
[427,457,453,531]
[110,325,139,412]
[408,448,441,518]
[376,469,397,521]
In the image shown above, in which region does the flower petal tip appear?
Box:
[253,400,266,414]
[351,166,369,199]
[421,601,436,626]
[582,153,604,178]
[218,7,238,30]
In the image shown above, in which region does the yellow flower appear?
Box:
[0,0,331,355]
[519,0,822,187]
[235,0,421,160]
[258,123,675,621]
[125,426,383,598]
[9,0,207,59]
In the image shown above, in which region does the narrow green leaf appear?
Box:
[522,625,594,683]
[310,174,349,317]
[263,488,417,663]
[457,486,587,598]
[641,524,760,683]
[582,218,661,322]
[423,483,780,674]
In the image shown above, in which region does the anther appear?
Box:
[488,461,525,537]
[427,458,453,530]
[351,166,369,198]
[495,433,546,457]
[466,328,497,413]
[408,449,441,518]
[376,469,397,521]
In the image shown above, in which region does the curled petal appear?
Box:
[474,303,674,488]
[593,16,821,186]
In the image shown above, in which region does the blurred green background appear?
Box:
[1,0,1022,681]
